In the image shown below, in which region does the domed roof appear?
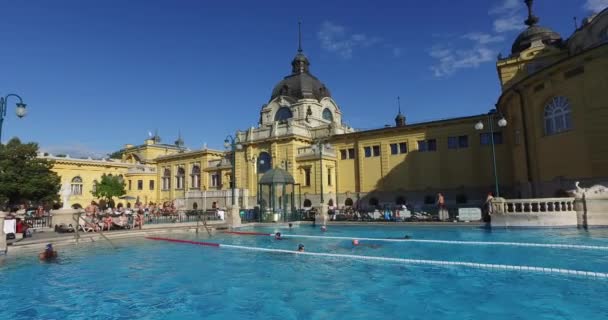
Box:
[511,0,562,54]
[269,51,331,102]
[511,25,562,54]
[259,168,295,185]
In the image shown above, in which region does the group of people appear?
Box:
[77,201,145,232]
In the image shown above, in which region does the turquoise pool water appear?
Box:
[1,225,607,319]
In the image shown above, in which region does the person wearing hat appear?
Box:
[297,244,305,252]
[39,243,58,261]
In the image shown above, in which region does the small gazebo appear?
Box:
[258,168,299,222]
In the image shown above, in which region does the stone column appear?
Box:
[315,203,328,225]
[0,211,7,254]
[228,206,241,228]
[50,208,83,228]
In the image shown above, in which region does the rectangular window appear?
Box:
[480,132,504,145]
[418,139,437,152]
[149,180,155,190]
[328,168,332,186]
[390,142,407,155]
[448,136,458,149]
[458,135,468,148]
[448,136,469,149]
[304,168,311,187]
[348,148,355,159]
[390,143,398,155]
[364,146,372,158]
[211,173,220,187]
[372,145,380,157]
[128,180,132,190]
[418,140,427,152]
[137,180,143,190]
[399,142,407,154]
[340,150,347,160]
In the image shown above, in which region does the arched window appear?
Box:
[176,167,185,189]
[92,179,99,193]
[303,199,312,208]
[395,196,406,205]
[275,107,293,121]
[328,199,334,207]
[191,165,201,189]
[369,197,379,207]
[162,168,171,190]
[193,202,199,210]
[322,108,333,122]
[71,176,83,195]
[544,96,572,135]
[344,198,354,206]
[258,152,272,174]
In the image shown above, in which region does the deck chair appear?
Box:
[78,217,95,232]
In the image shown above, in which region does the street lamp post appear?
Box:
[475,109,507,197]
[0,93,28,143]
[224,135,242,207]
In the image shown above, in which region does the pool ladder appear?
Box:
[73,212,117,249]
[196,212,213,237]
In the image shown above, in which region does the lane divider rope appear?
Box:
[222,231,608,251]
[147,237,608,279]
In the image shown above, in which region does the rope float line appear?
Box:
[146,237,608,279]
[221,232,608,251]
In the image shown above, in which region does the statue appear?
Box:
[60,182,72,209]
[570,181,608,199]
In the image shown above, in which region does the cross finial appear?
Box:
[298,21,303,53]
[524,0,539,27]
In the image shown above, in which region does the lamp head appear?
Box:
[16,103,27,118]
[474,121,484,131]
[498,117,507,127]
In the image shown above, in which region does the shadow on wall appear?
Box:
[354,150,513,211]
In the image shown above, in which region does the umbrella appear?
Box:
[119,195,137,200]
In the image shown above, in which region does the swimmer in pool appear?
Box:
[321,225,327,232]
[39,244,58,261]
[386,235,412,239]
[288,223,293,229]
[275,232,284,240]
[352,239,381,249]
[297,244,305,252]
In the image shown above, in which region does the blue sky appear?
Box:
[1,0,606,157]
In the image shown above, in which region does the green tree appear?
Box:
[0,138,61,209]
[92,174,126,206]
[107,150,123,160]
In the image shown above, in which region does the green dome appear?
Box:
[259,168,295,185]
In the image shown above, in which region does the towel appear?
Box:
[3,219,16,234]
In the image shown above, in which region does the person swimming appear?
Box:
[297,244,305,252]
[288,223,293,229]
[39,243,58,261]
[386,235,412,240]
[321,225,327,232]
[275,232,283,240]
[352,239,381,249]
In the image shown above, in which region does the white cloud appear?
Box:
[429,45,496,77]
[585,0,608,12]
[463,32,505,44]
[318,21,382,59]
[493,15,525,33]
[489,0,525,33]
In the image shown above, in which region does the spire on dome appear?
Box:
[395,96,406,127]
[291,21,310,74]
[524,0,539,27]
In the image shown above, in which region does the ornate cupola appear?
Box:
[174,131,184,148]
[395,96,406,127]
[511,0,562,54]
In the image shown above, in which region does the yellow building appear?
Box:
[43,2,608,211]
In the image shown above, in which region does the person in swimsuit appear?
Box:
[39,244,58,261]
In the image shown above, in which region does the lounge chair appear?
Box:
[78,217,95,232]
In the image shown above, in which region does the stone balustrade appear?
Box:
[501,198,576,214]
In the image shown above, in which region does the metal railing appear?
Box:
[23,216,52,229]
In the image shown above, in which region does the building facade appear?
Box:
[42,2,608,210]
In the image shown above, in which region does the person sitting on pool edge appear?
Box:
[297,244,305,252]
[275,232,284,240]
[39,244,58,261]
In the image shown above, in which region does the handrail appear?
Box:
[73,212,116,249]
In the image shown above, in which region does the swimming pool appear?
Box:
[1,225,607,319]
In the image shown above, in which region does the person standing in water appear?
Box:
[39,244,58,261]
[297,244,305,252]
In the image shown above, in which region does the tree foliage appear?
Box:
[107,150,124,159]
[92,174,126,205]
[0,138,61,209]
